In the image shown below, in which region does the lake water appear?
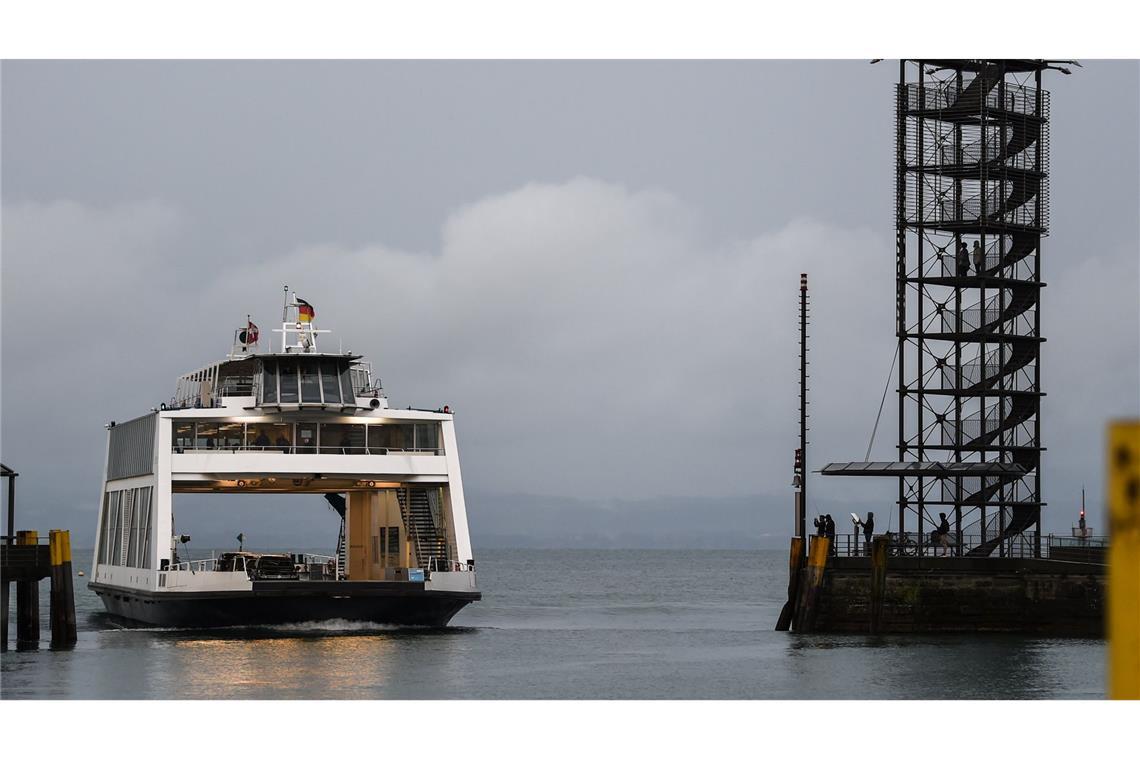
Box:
[1,549,1106,699]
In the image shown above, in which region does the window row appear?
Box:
[173,421,441,454]
[261,359,355,406]
[98,486,153,569]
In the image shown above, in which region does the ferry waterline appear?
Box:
[89,290,480,627]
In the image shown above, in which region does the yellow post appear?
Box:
[775,536,805,631]
[48,530,77,648]
[792,535,831,633]
[1108,420,1140,699]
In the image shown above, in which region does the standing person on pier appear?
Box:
[858,512,875,555]
[936,513,952,556]
[824,514,836,555]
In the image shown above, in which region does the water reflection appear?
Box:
[114,624,473,699]
[782,633,1103,699]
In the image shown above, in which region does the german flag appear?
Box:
[296,297,315,323]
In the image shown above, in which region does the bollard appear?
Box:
[793,535,830,633]
[775,536,805,631]
[16,530,39,649]
[870,535,890,634]
[1108,421,1140,699]
[49,529,78,649]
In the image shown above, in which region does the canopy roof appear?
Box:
[820,461,1027,478]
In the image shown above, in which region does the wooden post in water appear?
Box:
[15,530,39,649]
[49,529,78,649]
[792,535,830,633]
[870,535,890,634]
[775,536,805,631]
[1,580,8,651]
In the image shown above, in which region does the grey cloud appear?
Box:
[2,60,1137,547]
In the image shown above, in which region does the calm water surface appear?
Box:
[1,549,1105,699]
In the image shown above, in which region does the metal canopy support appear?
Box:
[821,461,1028,478]
[2,464,16,546]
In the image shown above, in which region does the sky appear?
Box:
[2,60,1137,548]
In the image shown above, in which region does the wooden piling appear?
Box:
[49,529,78,649]
[870,535,890,634]
[792,535,830,633]
[775,536,805,631]
[15,530,39,649]
[1,581,9,651]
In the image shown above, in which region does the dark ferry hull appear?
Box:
[90,580,480,628]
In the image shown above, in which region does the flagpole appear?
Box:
[281,285,290,352]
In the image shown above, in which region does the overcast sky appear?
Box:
[2,60,1137,547]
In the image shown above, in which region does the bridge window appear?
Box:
[300,363,322,403]
[320,361,342,404]
[261,361,277,403]
[279,363,299,403]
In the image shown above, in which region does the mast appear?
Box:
[797,273,809,553]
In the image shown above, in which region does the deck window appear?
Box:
[194,422,221,449]
[269,423,293,452]
[414,423,439,452]
[368,424,413,453]
[246,423,274,451]
[319,423,366,454]
[219,422,244,450]
[174,422,194,451]
[296,423,317,454]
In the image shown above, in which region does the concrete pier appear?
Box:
[812,556,1106,636]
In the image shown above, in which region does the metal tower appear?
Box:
[821,59,1075,558]
[895,59,1056,557]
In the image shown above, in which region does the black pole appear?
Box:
[800,273,809,552]
[6,473,14,545]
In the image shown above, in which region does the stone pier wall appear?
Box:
[814,557,1106,636]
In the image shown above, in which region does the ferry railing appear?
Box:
[425,557,473,574]
[825,532,1108,559]
[172,443,444,456]
[166,557,219,573]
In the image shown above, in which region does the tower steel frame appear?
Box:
[895,59,1051,558]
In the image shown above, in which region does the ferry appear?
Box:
[89,289,480,627]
